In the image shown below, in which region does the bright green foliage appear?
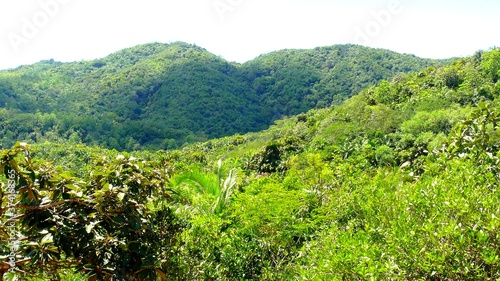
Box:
[448,101,500,156]
[171,177,314,280]
[162,47,500,280]
[480,49,500,83]
[1,47,500,280]
[401,107,468,135]
[293,159,500,280]
[168,160,237,215]
[4,269,88,281]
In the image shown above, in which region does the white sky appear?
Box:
[0,0,499,70]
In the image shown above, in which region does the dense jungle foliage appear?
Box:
[0,42,447,150]
[1,46,500,280]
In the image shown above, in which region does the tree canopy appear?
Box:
[0,42,447,150]
[1,46,499,280]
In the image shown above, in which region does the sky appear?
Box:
[0,0,499,70]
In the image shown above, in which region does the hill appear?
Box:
[0,42,448,150]
[3,47,500,280]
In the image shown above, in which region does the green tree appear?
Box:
[480,48,500,83]
[169,160,237,215]
[0,143,171,280]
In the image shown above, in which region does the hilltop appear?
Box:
[0,42,448,150]
[5,47,500,280]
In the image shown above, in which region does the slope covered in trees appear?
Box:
[1,48,499,280]
[0,42,447,150]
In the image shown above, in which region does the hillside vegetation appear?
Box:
[0,42,446,150]
[1,47,500,280]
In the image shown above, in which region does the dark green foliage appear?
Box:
[2,47,500,280]
[0,143,174,280]
[0,42,445,150]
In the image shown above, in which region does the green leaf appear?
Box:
[102,183,110,192]
[478,101,486,110]
[117,192,126,201]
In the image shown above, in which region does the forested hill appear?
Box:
[4,48,500,280]
[0,42,448,150]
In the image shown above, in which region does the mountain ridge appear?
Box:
[0,41,452,150]
[20,46,500,280]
